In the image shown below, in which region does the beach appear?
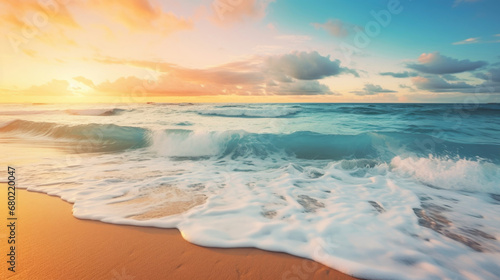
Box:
[0,186,358,280]
[2,0,500,278]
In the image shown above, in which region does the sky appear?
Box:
[1,0,499,103]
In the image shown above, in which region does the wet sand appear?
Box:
[0,186,359,280]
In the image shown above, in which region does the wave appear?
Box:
[150,129,382,159]
[0,120,148,152]
[2,120,500,161]
[151,129,500,161]
[195,107,301,118]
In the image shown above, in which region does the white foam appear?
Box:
[18,153,500,280]
[391,155,500,194]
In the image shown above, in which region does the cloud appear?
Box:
[1,0,81,53]
[91,51,354,96]
[73,76,96,88]
[265,51,358,80]
[94,75,224,96]
[351,84,396,96]
[22,79,72,96]
[407,52,487,74]
[0,0,79,29]
[86,0,193,35]
[399,84,416,92]
[452,37,480,45]
[271,80,338,95]
[453,36,500,45]
[275,35,312,43]
[474,67,500,83]
[211,0,274,25]
[1,0,193,56]
[441,74,460,81]
[412,76,474,92]
[412,70,500,94]
[379,71,418,78]
[312,19,354,38]
[92,74,335,96]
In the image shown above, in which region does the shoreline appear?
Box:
[1,186,359,280]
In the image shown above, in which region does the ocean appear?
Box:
[1,103,499,280]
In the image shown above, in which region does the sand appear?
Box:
[0,185,359,280]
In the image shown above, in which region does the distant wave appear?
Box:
[302,103,500,116]
[403,104,500,117]
[64,108,125,116]
[195,107,301,118]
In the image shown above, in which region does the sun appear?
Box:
[67,80,93,96]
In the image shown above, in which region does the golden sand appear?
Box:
[0,186,359,280]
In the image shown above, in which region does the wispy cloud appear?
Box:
[312,19,355,38]
[210,0,275,25]
[86,0,193,36]
[452,37,480,45]
[380,71,418,78]
[453,35,500,45]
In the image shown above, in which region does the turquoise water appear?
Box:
[1,103,500,279]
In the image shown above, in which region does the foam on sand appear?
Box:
[17,153,500,280]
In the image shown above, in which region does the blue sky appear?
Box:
[269,0,499,59]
